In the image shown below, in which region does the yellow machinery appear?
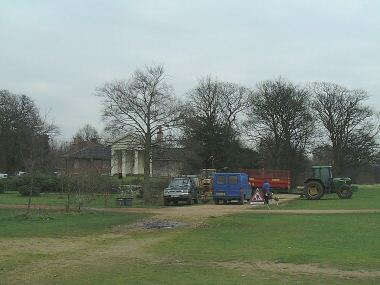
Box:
[199,169,216,202]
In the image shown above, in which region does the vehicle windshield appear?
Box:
[169,178,189,187]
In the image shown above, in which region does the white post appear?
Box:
[122,150,127,177]
[134,150,139,174]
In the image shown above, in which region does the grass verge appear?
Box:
[277,185,380,210]
[0,208,149,238]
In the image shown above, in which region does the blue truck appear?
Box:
[213,172,252,204]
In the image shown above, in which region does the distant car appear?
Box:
[163,177,199,206]
[0,173,8,179]
[16,171,27,176]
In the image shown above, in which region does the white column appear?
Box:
[121,150,127,177]
[111,149,118,176]
[134,150,139,174]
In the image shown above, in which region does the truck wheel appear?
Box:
[164,198,170,206]
[337,184,353,199]
[173,200,178,206]
[304,181,324,200]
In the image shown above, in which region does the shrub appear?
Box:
[59,175,119,195]
[34,175,59,193]
[18,185,40,196]
[6,174,58,195]
[0,180,6,194]
[7,175,30,191]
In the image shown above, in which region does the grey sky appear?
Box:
[1,0,379,140]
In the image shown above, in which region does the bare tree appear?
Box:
[219,82,249,130]
[246,78,314,183]
[73,124,100,143]
[96,64,182,201]
[189,76,221,125]
[311,82,379,174]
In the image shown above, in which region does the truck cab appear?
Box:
[163,177,199,206]
[213,173,251,204]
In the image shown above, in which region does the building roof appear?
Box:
[63,144,111,160]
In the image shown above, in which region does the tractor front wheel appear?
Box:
[336,184,353,199]
[304,181,324,200]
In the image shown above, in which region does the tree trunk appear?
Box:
[26,176,33,217]
[143,135,152,203]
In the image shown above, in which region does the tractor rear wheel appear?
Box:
[336,184,353,199]
[304,181,324,200]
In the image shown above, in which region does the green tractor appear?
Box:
[303,166,353,200]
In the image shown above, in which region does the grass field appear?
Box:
[0,209,150,238]
[155,213,380,270]
[0,185,379,284]
[277,185,380,210]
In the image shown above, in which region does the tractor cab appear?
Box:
[312,166,333,193]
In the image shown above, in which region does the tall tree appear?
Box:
[181,77,249,171]
[311,82,379,173]
[246,78,314,183]
[96,64,182,201]
[219,82,249,139]
[0,90,58,173]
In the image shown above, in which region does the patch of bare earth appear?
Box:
[215,261,380,279]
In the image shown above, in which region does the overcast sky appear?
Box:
[1,0,379,140]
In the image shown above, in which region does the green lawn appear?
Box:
[52,259,370,285]
[277,185,380,210]
[154,213,380,271]
[0,208,149,238]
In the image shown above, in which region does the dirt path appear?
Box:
[217,260,380,279]
[90,204,380,219]
[2,197,379,223]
